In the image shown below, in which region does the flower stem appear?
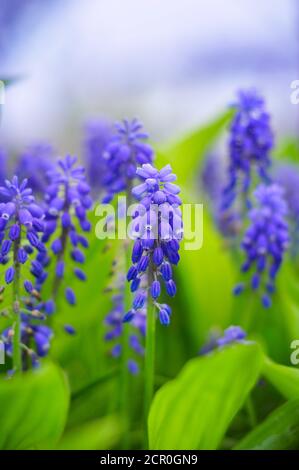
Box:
[12,234,22,373]
[144,271,156,448]
[119,241,131,449]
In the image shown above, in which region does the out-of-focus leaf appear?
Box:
[235,400,299,450]
[47,211,119,393]
[273,138,299,163]
[56,415,121,450]
[0,362,69,450]
[156,109,233,187]
[263,358,299,400]
[178,208,237,347]
[148,343,263,450]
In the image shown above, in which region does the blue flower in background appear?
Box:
[83,119,113,197]
[234,184,289,308]
[15,142,55,195]
[201,152,242,238]
[274,163,299,256]
[200,325,247,354]
[125,163,182,326]
[0,148,8,185]
[221,89,273,213]
[101,119,154,202]
[42,155,92,309]
[216,325,246,347]
[104,274,145,374]
[2,320,53,368]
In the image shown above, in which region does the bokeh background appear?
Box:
[1,0,299,451]
[0,0,298,151]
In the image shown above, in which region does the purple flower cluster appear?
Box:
[124,163,182,326]
[234,184,289,308]
[0,176,46,286]
[274,163,299,255]
[200,325,247,354]
[101,119,154,203]
[15,142,55,195]
[221,89,273,213]
[42,155,92,307]
[216,325,246,347]
[104,275,146,374]
[83,119,113,196]
[0,176,53,366]
[2,321,52,368]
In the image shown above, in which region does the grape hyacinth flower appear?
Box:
[42,155,91,309]
[201,152,242,238]
[83,119,113,197]
[216,325,246,347]
[234,184,289,308]
[221,89,273,213]
[2,320,53,369]
[124,163,182,326]
[0,176,50,371]
[200,326,247,354]
[101,119,154,203]
[104,276,146,374]
[274,163,299,256]
[15,142,55,195]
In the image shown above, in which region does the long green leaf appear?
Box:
[148,342,263,450]
[263,358,299,399]
[235,400,299,450]
[0,362,69,449]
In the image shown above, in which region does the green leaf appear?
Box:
[273,138,299,163]
[263,358,299,400]
[56,415,121,450]
[235,400,299,450]
[156,109,233,187]
[148,342,263,450]
[0,362,69,449]
[178,209,236,347]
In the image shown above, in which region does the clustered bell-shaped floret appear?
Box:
[42,155,92,309]
[124,163,182,326]
[221,89,273,212]
[101,119,154,203]
[104,274,146,374]
[234,184,289,308]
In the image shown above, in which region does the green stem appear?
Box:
[12,233,22,373]
[144,281,156,448]
[119,240,132,449]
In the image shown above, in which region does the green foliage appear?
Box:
[235,400,299,450]
[157,109,233,187]
[56,415,122,450]
[148,343,263,450]
[0,362,69,449]
[263,358,299,400]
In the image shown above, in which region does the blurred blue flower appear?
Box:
[221,89,273,213]
[15,142,55,195]
[101,119,154,202]
[274,163,299,256]
[234,184,289,308]
[83,119,113,197]
[104,274,145,374]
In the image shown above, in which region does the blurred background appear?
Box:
[0,0,298,153]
